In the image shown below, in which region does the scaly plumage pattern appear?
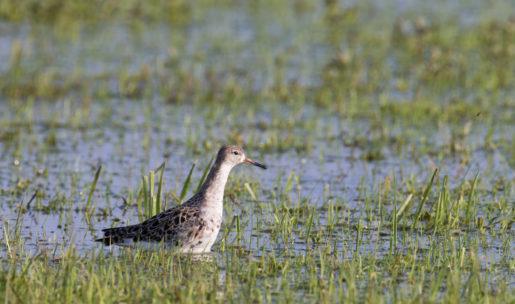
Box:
[96,145,266,253]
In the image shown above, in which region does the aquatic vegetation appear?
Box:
[0,0,513,302]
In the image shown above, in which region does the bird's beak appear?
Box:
[244,158,267,169]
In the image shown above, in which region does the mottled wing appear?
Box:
[140,205,206,246]
[96,205,205,247]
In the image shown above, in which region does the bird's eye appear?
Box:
[232,151,239,155]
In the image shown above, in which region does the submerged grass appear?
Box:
[138,162,166,219]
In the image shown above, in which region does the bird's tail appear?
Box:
[95,225,134,245]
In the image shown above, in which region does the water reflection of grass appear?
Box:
[0,0,513,303]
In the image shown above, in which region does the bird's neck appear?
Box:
[198,161,232,209]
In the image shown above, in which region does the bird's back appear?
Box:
[96,193,222,252]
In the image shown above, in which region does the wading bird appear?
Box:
[96,145,266,253]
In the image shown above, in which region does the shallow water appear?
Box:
[0,99,512,256]
[0,1,513,295]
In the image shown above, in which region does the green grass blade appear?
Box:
[396,193,413,221]
[180,163,195,203]
[85,165,102,212]
[391,176,398,255]
[196,157,213,192]
[156,161,165,214]
[149,170,155,216]
[244,183,257,201]
[3,222,11,258]
[285,172,295,194]
[412,168,438,229]
[154,161,166,173]
[142,175,149,218]
[136,186,144,221]
[465,172,479,226]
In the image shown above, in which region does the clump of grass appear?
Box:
[135,158,214,220]
[137,162,166,220]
